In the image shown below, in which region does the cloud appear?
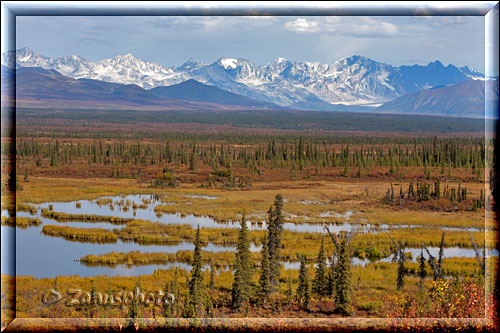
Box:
[341,17,399,37]
[285,18,320,33]
[284,17,400,38]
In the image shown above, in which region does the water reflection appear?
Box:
[2,193,495,278]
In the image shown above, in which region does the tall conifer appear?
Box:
[312,236,327,298]
[232,212,254,310]
[189,225,205,316]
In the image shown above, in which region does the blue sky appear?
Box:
[15,15,487,72]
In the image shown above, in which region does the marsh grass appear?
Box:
[1,216,41,228]
[41,211,133,224]
[41,225,118,243]
[11,177,487,231]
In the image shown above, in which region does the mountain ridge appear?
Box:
[2,47,484,111]
[2,65,286,111]
[376,79,499,118]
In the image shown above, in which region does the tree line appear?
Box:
[12,136,488,177]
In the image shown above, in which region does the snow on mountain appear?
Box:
[176,58,204,72]
[3,47,484,109]
[219,58,238,69]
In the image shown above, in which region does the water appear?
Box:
[15,195,379,235]
[2,193,495,278]
[1,222,242,278]
[283,246,500,269]
[2,204,269,278]
[352,246,499,267]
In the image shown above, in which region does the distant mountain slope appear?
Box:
[149,79,284,109]
[376,79,499,118]
[2,48,484,108]
[4,66,285,110]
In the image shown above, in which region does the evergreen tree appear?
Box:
[295,255,310,310]
[397,249,406,291]
[126,278,141,327]
[334,240,352,316]
[285,274,293,304]
[90,280,97,308]
[205,296,214,318]
[437,232,445,277]
[182,292,195,318]
[189,143,198,171]
[326,255,336,297]
[267,194,285,288]
[312,236,327,298]
[189,225,205,316]
[163,281,172,318]
[232,212,254,310]
[258,232,271,306]
[172,267,180,317]
[418,244,427,289]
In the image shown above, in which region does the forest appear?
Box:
[1,108,497,332]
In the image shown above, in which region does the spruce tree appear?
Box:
[437,232,445,275]
[182,292,195,318]
[126,278,141,327]
[326,255,336,297]
[312,236,327,298]
[267,194,284,289]
[189,225,205,317]
[295,255,310,310]
[418,244,427,289]
[397,250,406,291]
[334,240,352,316]
[169,267,180,317]
[189,143,197,171]
[258,232,271,306]
[90,280,96,307]
[205,296,214,318]
[163,281,172,318]
[285,274,293,304]
[232,212,254,310]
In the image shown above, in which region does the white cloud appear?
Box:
[350,20,399,37]
[284,17,400,38]
[285,18,320,33]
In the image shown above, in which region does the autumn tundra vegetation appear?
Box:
[1,110,497,331]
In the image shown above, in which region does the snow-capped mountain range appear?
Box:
[2,47,484,109]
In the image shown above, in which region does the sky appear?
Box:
[15,14,487,72]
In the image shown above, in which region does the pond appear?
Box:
[283,246,499,269]
[2,194,494,278]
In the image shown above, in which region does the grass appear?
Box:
[41,210,133,224]
[1,216,41,228]
[3,175,495,322]
[7,255,497,320]
[41,225,119,243]
[10,177,488,231]
[80,250,245,268]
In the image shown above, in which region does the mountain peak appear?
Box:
[217,57,239,69]
[177,57,203,71]
[111,53,138,62]
[18,47,36,53]
[181,79,203,85]
[337,55,375,66]
[5,48,484,111]
[428,60,444,67]
[16,47,40,60]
